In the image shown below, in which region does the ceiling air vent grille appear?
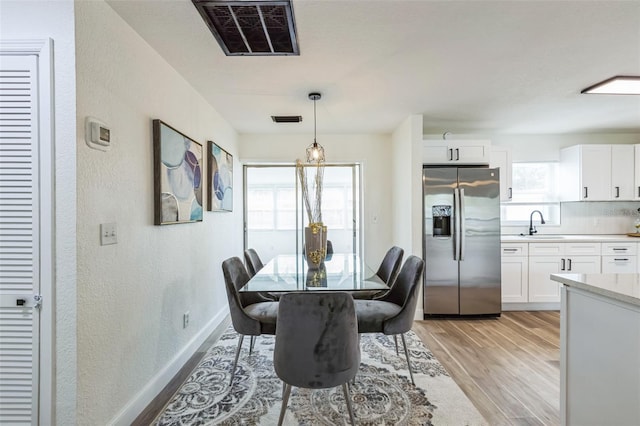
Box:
[272,115,302,123]
[192,0,299,56]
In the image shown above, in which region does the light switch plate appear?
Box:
[100,223,117,245]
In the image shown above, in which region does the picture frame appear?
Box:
[153,119,203,225]
[207,141,233,212]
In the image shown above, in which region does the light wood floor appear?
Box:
[413,311,560,426]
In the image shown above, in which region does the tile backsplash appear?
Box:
[502,201,640,235]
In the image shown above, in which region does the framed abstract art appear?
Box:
[207,141,233,211]
[153,119,203,225]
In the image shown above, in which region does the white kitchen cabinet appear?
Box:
[422,140,490,165]
[611,145,634,199]
[528,242,601,303]
[560,144,634,201]
[501,243,528,303]
[601,241,637,273]
[490,146,512,201]
[560,145,611,201]
[634,145,640,200]
[528,256,565,303]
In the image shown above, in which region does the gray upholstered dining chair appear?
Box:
[222,256,279,386]
[244,248,279,302]
[374,246,404,289]
[244,248,264,278]
[352,246,404,300]
[353,255,424,385]
[274,292,360,426]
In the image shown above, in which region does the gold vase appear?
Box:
[304,222,326,269]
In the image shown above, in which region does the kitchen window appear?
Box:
[501,161,560,225]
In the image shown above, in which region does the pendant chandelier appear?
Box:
[305,92,325,164]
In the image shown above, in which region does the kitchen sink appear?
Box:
[521,235,565,239]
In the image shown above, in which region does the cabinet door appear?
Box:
[635,145,640,200]
[611,145,634,200]
[454,140,490,165]
[528,256,563,302]
[502,256,528,303]
[565,256,601,274]
[423,140,491,165]
[422,143,451,164]
[490,146,512,201]
[581,145,611,201]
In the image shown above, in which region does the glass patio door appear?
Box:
[244,164,361,262]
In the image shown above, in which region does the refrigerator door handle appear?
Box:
[459,188,466,261]
[453,187,460,260]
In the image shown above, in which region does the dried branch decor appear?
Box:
[296,159,324,224]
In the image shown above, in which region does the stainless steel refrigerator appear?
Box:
[423,166,501,316]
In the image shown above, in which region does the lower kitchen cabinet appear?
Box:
[502,239,640,308]
[528,242,601,303]
[527,255,602,303]
[601,242,637,273]
[501,244,528,303]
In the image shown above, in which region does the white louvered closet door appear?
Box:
[0,54,41,425]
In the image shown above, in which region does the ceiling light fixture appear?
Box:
[581,76,640,95]
[306,92,325,164]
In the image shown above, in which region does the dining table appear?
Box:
[239,253,388,294]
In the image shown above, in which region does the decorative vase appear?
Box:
[304,222,326,269]
[306,264,327,287]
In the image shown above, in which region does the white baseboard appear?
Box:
[108,311,231,426]
[414,308,424,320]
[502,302,560,311]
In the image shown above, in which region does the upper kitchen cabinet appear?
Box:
[490,146,512,201]
[634,145,640,200]
[422,139,490,165]
[611,145,635,199]
[560,144,634,201]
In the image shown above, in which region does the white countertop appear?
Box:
[502,234,640,243]
[550,273,640,306]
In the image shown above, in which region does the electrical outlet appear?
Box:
[183,311,190,329]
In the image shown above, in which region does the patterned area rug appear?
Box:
[154,328,487,425]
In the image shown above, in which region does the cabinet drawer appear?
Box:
[601,242,637,256]
[501,243,528,256]
[564,242,601,256]
[601,255,637,273]
[529,243,564,256]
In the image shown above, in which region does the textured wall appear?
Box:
[75,2,239,424]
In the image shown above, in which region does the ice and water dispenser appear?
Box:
[432,205,452,237]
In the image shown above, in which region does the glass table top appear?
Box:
[240,253,388,293]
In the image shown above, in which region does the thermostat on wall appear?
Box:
[85,117,112,151]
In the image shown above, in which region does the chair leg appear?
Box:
[393,335,399,355]
[230,335,245,387]
[400,333,415,385]
[249,336,255,354]
[342,383,356,425]
[278,383,292,426]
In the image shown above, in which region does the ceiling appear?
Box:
[107,0,640,136]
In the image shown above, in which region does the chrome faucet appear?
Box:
[529,210,546,235]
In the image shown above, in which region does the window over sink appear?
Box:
[501,161,561,226]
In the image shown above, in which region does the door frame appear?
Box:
[243,163,363,258]
[0,39,54,425]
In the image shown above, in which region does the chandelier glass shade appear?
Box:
[305,92,325,164]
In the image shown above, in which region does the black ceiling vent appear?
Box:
[192,0,299,56]
[271,115,302,123]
